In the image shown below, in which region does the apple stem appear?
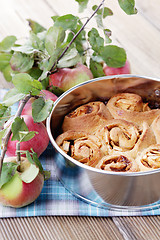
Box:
[0,94,32,176]
[16,142,21,163]
[46,0,105,76]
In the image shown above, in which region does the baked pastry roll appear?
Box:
[62,101,113,133]
[96,153,139,172]
[56,130,103,167]
[136,144,160,171]
[95,119,155,158]
[151,115,160,143]
[107,93,160,126]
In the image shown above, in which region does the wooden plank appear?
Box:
[0,216,124,240]
[113,216,160,240]
[95,0,160,78]
[0,0,55,39]
[136,0,160,31]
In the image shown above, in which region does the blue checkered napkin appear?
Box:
[1,88,160,218]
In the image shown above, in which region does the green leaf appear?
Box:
[54,14,78,30]
[118,0,137,15]
[100,45,127,68]
[37,31,47,42]
[11,44,35,54]
[32,151,43,173]
[88,28,104,53]
[92,5,113,18]
[2,64,14,82]
[32,151,50,180]
[27,19,46,34]
[57,47,81,68]
[11,117,37,143]
[3,88,25,106]
[27,67,42,80]
[95,14,103,29]
[12,73,42,95]
[0,35,17,52]
[92,6,113,30]
[91,53,103,63]
[45,26,65,55]
[90,58,105,78]
[26,151,34,164]
[29,32,45,51]
[51,16,59,22]
[67,20,86,55]
[41,77,49,90]
[104,29,112,43]
[32,97,53,122]
[11,117,28,141]
[0,53,12,71]
[39,49,63,80]
[20,163,39,183]
[26,150,43,174]
[75,0,88,12]
[0,104,11,128]
[49,86,64,97]
[19,131,38,143]
[10,52,34,72]
[0,128,7,145]
[0,162,19,188]
[67,34,84,55]
[43,170,51,181]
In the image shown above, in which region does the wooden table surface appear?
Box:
[0,0,160,239]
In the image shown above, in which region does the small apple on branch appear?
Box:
[0,0,137,208]
[0,116,50,207]
[0,156,45,208]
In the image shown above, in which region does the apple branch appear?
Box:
[0,0,106,175]
[0,94,32,175]
[49,0,105,74]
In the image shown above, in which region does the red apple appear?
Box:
[0,157,44,208]
[6,115,49,157]
[103,60,131,76]
[49,63,93,91]
[21,89,58,116]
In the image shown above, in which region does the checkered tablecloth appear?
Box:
[1,88,160,218]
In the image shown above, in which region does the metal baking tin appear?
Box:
[46,74,160,210]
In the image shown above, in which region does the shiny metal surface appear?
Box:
[47,75,160,208]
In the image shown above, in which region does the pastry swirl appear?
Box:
[107,93,160,126]
[136,144,160,171]
[95,119,155,158]
[56,130,103,167]
[96,154,139,172]
[151,115,160,144]
[57,91,160,172]
[62,101,113,133]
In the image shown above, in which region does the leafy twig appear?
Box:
[48,0,105,75]
[0,94,31,174]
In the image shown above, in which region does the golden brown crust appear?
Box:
[96,153,139,172]
[62,101,113,133]
[56,92,160,172]
[151,115,160,143]
[107,93,160,126]
[136,144,160,171]
[56,130,103,167]
[94,119,155,158]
